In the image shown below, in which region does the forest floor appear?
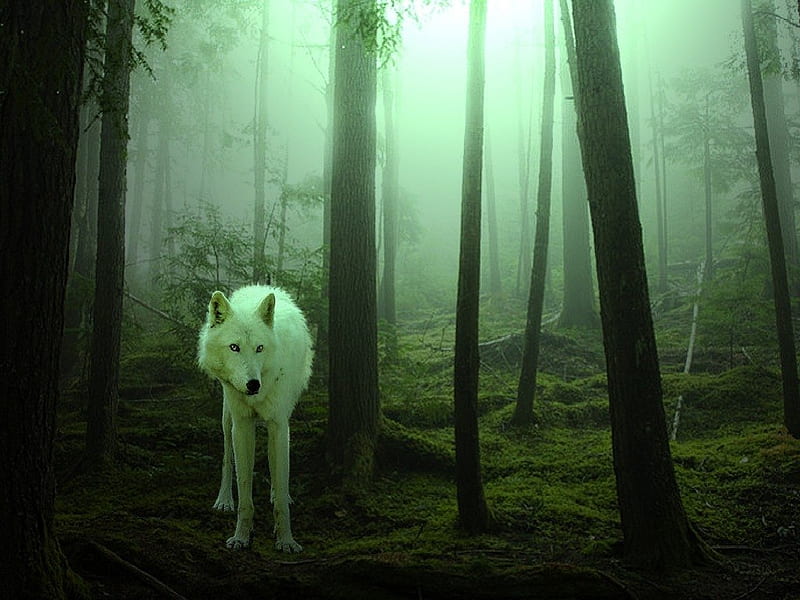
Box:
[54,307,800,600]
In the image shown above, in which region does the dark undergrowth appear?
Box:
[54,310,800,599]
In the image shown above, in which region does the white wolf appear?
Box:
[197,284,313,553]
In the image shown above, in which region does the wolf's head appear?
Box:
[198,290,276,396]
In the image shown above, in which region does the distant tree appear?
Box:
[648,67,667,292]
[86,0,137,465]
[662,68,751,280]
[513,35,534,299]
[327,0,381,488]
[147,116,170,289]
[379,67,400,327]
[454,0,490,534]
[0,2,88,597]
[571,0,713,569]
[253,0,271,284]
[512,0,556,427]
[62,96,102,378]
[557,0,596,329]
[483,130,502,297]
[741,0,800,437]
[758,1,800,293]
[126,107,151,291]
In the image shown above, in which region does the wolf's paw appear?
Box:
[213,497,235,512]
[226,534,251,550]
[275,537,303,553]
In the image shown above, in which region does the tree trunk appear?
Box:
[62,99,101,378]
[73,102,100,279]
[147,118,169,290]
[86,0,136,465]
[253,0,271,284]
[379,67,399,326]
[648,67,667,293]
[317,17,336,379]
[761,1,800,294]
[557,0,596,329]
[126,112,151,290]
[0,2,87,597]
[454,0,490,534]
[484,130,502,297]
[741,0,800,437]
[514,36,534,299]
[704,95,713,281]
[571,0,711,569]
[512,0,556,427]
[327,0,381,488]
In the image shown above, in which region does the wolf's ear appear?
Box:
[208,291,231,327]
[258,293,276,327]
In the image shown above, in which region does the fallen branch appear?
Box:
[88,540,189,600]
[124,289,193,332]
[671,260,705,442]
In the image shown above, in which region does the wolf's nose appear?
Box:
[246,379,260,394]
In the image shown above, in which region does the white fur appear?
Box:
[197,284,313,553]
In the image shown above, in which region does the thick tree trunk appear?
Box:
[571,0,711,569]
[741,0,800,437]
[0,2,87,597]
[327,0,381,488]
[557,0,596,329]
[454,0,490,534]
[513,0,556,427]
[86,0,136,464]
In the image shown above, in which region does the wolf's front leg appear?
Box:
[268,420,302,553]
[228,415,256,549]
[213,399,235,511]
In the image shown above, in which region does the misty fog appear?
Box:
[124,0,750,315]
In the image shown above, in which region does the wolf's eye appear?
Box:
[229,344,240,352]
[256,345,264,353]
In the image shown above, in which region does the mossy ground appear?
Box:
[54,314,800,599]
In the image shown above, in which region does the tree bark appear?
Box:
[571,0,711,569]
[454,0,490,534]
[557,0,596,329]
[0,2,88,597]
[512,0,556,427]
[86,0,136,464]
[741,0,800,437]
[327,0,381,488]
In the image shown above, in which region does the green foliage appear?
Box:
[84,0,174,108]
[337,0,452,65]
[663,67,754,195]
[158,202,257,326]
